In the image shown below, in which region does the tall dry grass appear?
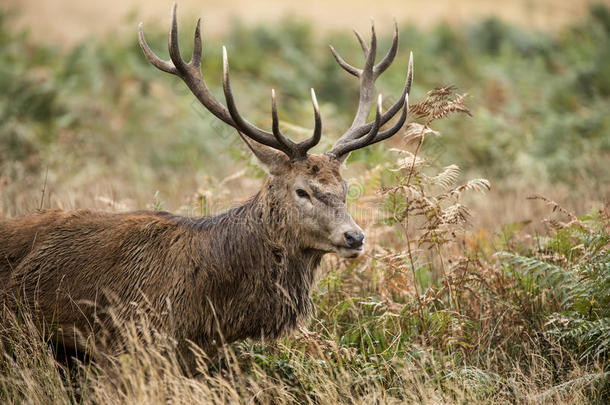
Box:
[1,5,610,404]
[2,86,608,404]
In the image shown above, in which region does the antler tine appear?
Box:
[329,93,408,158]
[362,21,377,75]
[349,20,378,130]
[271,88,322,158]
[271,89,297,153]
[297,88,322,153]
[168,2,188,72]
[328,19,378,82]
[363,94,383,144]
[190,18,202,68]
[374,20,398,75]
[138,23,177,74]
[353,29,368,53]
[368,93,408,145]
[329,45,361,77]
[222,47,286,150]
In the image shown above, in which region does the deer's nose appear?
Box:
[344,231,365,249]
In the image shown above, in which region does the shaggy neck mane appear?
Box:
[186,180,301,248]
[165,180,324,341]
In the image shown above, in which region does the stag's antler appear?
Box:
[138,3,413,163]
[138,2,321,161]
[326,21,413,161]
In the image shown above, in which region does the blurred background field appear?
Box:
[0,0,609,403]
[3,0,599,46]
[1,0,608,221]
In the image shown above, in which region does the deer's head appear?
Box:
[138,3,413,258]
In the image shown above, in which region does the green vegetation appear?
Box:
[2,5,609,209]
[0,4,609,404]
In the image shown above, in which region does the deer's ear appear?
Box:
[239,133,289,175]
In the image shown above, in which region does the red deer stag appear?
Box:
[0,3,412,374]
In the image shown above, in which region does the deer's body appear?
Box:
[1,180,322,365]
[0,3,413,374]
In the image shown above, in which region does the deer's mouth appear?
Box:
[335,245,364,259]
[330,229,365,258]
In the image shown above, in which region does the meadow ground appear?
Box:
[0,2,609,403]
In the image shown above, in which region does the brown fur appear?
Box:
[0,153,363,373]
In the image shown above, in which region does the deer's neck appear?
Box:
[184,189,324,341]
[227,189,324,267]
[192,186,311,256]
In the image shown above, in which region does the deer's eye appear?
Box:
[296,189,311,200]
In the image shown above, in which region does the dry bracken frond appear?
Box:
[429,164,461,190]
[389,149,426,171]
[442,203,472,226]
[403,122,440,141]
[448,179,491,198]
[410,86,472,123]
[527,194,589,231]
[377,83,490,331]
